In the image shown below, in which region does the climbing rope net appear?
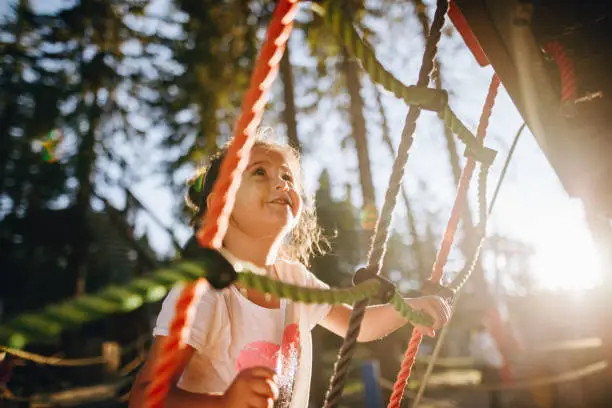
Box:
[0,0,605,405]
[142,1,503,408]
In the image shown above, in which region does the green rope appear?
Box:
[389,293,433,327]
[0,261,207,348]
[322,2,496,166]
[0,260,429,349]
[439,106,496,165]
[325,1,446,112]
[237,273,381,305]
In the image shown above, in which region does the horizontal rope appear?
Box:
[389,293,433,327]
[0,334,149,369]
[0,345,106,367]
[0,262,205,348]
[1,262,429,349]
[237,273,382,305]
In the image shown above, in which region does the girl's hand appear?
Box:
[405,296,451,337]
[222,367,279,408]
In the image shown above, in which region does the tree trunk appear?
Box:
[0,101,15,199]
[0,1,26,204]
[279,43,300,153]
[70,96,100,296]
[341,49,376,208]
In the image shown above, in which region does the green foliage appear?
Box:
[0,0,177,323]
[311,170,361,287]
[0,258,203,348]
[161,0,262,174]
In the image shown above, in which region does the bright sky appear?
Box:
[2,0,604,293]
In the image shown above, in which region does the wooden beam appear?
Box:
[452,0,596,199]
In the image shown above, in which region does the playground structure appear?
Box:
[451,0,612,218]
[2,0,612,407]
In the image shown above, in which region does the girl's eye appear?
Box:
[254,167,266,176]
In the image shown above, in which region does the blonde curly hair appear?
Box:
[185,129,327,266]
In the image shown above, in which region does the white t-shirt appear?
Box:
[153,255,331,408]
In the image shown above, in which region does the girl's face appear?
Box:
[228,144,303,240]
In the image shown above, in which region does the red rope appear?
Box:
[197,0,299,249]
[144,280,208,408]
[544,40,577,103]
[387,74,500,408]
[143,2,298,408]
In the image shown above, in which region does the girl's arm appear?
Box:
[129,337,278,408]
[318,296,451,343]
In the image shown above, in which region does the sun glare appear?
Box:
[527,215,602,291]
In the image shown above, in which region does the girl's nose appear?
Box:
[275,177,290,191]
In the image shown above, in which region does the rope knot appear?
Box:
[352,267,396,303]
[421,279,455,302]
[464,144,497,167]
[193,248,237,289]
[418,88,448,112]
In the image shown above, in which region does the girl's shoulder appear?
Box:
[275,259,329,290]
[275,258,308,283]
[161,281,227,316]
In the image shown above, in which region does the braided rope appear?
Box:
[413,159,495,404]
[543,40,577,103]
[0,335,148,368]
[238,273,379,305]
[449,162,492,293]
[388,74,500,408]
[389,293,433,327]
[411,311,453,408]
[322,2,448,407]
[434,75,499,282]
[325,2,446,112]
[145,280,209,408]
[0,262,216,348]
[144,2,298,408]
[0,263,430,349]
[322,2,494,165]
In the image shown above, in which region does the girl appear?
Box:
[129,131,451,408]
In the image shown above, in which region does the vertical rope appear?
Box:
[144,281,208,408]
[449,161,491,293]
[143,2,298,408]
[322,2,448,407]
[488,123,525,215]
[387,74,500,408]
[411,303,454,408]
